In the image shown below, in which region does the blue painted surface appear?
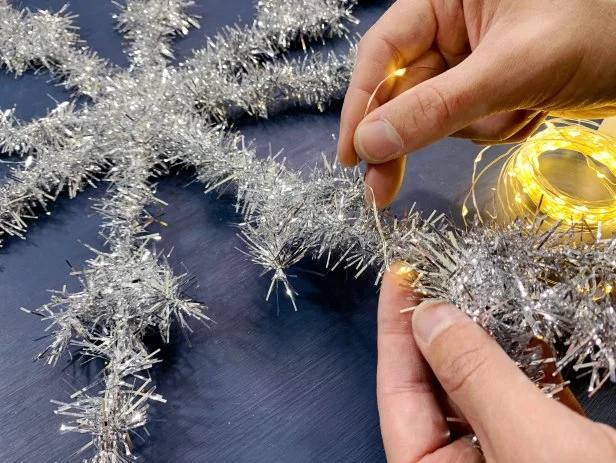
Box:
[0,1,614,462]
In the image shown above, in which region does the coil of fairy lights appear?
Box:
[463,118,616,237]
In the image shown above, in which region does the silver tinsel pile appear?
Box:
[1,0,615,461]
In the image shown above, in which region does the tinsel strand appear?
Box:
[184,0,357,75]
[0,1,110,97]
[114,0,200,67]
[0,103,106,243]
[27,149,209,461]
[185,122,616,393]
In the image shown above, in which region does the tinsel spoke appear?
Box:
[114,0,200,67]
[0,103,106,243]
[183,0,357,74]
[24,149,210,461]
[0,1,111,97]
[183,47,355,120]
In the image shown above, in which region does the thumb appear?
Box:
[353,44,518,163]
[411,300,566,458]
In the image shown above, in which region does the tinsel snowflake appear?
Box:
[1,0,616,461]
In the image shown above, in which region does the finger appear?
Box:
[377,264,449,463]
[473,112,548,146]
[353,38,532,163]
[469,112,548,145]
[410,300,578,459]
[361,53,444,208]
[551,107,616,119]
[452,110,540,141]
[420,438,484,463]
[434,385,473,438]
[495,111,547,144]
[432,0,470,70]
[337,0,438,167]
[364,156,406,208]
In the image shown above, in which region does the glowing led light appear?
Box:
[364,65,438,118]
[394,263,414,277]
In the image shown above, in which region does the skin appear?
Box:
[337,0,616,207]
[377,265,616,462]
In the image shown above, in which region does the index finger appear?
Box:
[377,263,449,463]
[337,0,437,167]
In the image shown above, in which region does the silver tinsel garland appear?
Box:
[0,2,110,97]
[1,0,616,461]
[2,0,358,461]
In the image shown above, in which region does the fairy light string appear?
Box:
[463,118,616,237]
[363,65,444,118]
[364,67,407,118]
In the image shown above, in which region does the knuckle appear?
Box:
[356,31,406,76]
[437,339,488,396]
[373,33,404,67]
[379,318,412,337]
[377,376,433,399]
[357,26,378,55]
[492,125,518,142]
[406,85,455,135]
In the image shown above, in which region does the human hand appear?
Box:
[338,0,616,207]
[376,264,616,462]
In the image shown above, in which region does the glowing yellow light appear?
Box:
[364,67,409,118]
[364,65,440,118]
[512,121,616,229]
[394,263,414,277]
[463,119,616,235]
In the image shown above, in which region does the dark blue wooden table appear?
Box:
[0,1,614,462]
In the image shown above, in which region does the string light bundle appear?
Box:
[464,118,616,238]
[3,0,616,461]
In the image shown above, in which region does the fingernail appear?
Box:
[355,119,403,162]
[413,300,460,344]
[364,179,376,204]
